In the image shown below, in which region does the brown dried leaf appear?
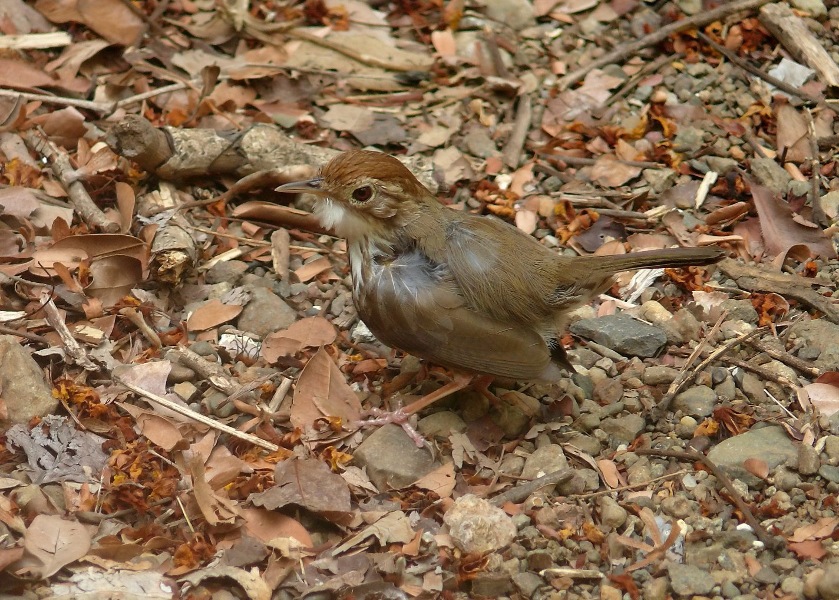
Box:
[291,346,361,429]
[750,182,835,261]
[261,316,337,361]
[187,299,243,332]
[250,458,351,515]
[743,458,769,480]
[14,514,91,579]
[240,508,313,546]
[35,0,146,46]
[803,382,839,417]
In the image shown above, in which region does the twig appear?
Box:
[118,308,162,348]
[0,82,191,114]
[727,356,799,392]
[601,53,685,110]
[804,109,827,226]
[22,128,118,232]
[169,345,239,395]
[0,325,51,345]
[542,153,663,169]
[115,375,279,452]
[489,468,574,506]
[570,469,691,499]
[634,447,780,549]
[656,311,732,413]
[696,31,822,104]
[502,95,531,168]
[557,0,773,90]
[39,291,98,371]
[746,337,821,378]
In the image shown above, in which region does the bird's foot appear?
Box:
[354,408,426,447]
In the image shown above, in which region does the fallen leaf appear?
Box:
[291,347,362,428]
[187,299,243,331]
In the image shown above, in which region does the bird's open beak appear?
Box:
[275,177,325,195]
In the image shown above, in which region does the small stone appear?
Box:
[754,566,780,584]
[804,569,825,599]
[0,336,58,428]
[462,126,497,158]
[600,413,645,444]
[818,464,839,483]
[167,363,196,384]
[825,436,839,460]
[771,558,800,573]
[443,494,517,554]
[707,426,798,487]
[675,416,698,438]
[594,378,624,404]
[715,376,737,402]
[570,314,667,358]
[667,563,715,596]
[483,0,534,29]
[672,385,717,417]
[781,576,804,597]
[643,577,669,600]
[599,496,627,529]
[353,424,438,489]
[204,260,248,284]
[512,571,543,597]
[643,168,677,193]
[798,443,821,475]
[522,444,568,484]
[817,565,839,600]
[643,365,680,385]
[238,287,297,337]
[737,372,766,404]
[720,299,759,323]
[660,496,697,519]
[750,157,792,194]
[470,573,513,597]
[600,584,622,600]
[791,0,827,16]
[673,127,705,152]
[418,411,466,439]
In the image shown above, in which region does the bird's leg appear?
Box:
[354,371,476,447]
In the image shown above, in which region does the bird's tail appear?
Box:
[579,246,725,273]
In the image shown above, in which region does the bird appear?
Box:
[276,150,725,440]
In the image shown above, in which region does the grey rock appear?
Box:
[443,494,516,553]
[750,157,792,194]
[522,444,568,482]
[512,571,544,597]
[673,126,705,152]
[238,287,297,337]
[462,126,497,158]
[570,314,667,358]
[599,496,627,529]
[643,168,677,193]
[660,496,698,519]
[675,416,698,439]
[672,385,717,417]
[706,156,738,173]
[791,0,827,16]
[643,577,669,600]
[204,260,248,285]
[417,411,466,439]
[167,363,196,384]
[798,443,821,475]
[562,431,601,456]
[789,320,839,370]
[825,436,839,460]
[736,372,766,403]
[754,566,780,584]
[720,299,759,324]
[715,376,737,402]
[780,576,804,597]
[643,365,680,385]
[353,424,438,489]
[601,413,645,444]
[470,573,512,597]
[667,563,715,596]
[0,336,57,430]
[818,564,839,600]
[483,0,534,30]
[819,464,839,483]
[707,426,797,486]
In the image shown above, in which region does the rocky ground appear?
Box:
[0,0,838,598]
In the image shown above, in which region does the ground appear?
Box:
[0,0,838,598]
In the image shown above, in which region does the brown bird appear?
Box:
[277,150,724,438]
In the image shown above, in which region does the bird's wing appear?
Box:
[357,248,562,382]
[439,214,583,323]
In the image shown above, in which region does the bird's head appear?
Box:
[276,150,432,241]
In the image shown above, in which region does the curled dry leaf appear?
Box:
[290,347,362,429]
[261,316,337,362]
[187,298,243,332]
[250,458,351,516]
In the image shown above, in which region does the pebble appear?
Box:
[599,496,627,529]
[204,260,248,284]
[521,444,568,485]
[417,411,466,439]
[667,563,715,596]
[672,385,718,417]
[443,495,517,554]
[660,496,698,519]
[798,443,821,475]
[825,436,839,461]
[643,365,680,385]
[594,378,624,404]
[512,572,543,597]
[352,425,438,489]
[0,336,58,428]
[818,464,839,483]
[675,416,698,439]
[600,414,645,444]
[643,577,669,600]
[707,426,798,487]
[750,157,792,194]
[238,287,297,336]
[719,299,759,323]
[818,565,839,600]
[570,314,667,358]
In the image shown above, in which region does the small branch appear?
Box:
[39,291,98,371]
[696,31,822,104]
[634,447,780,549]
[22,128,118,232]
[502,95,531,168]
[489,468,574,506]
[746,337,821,378]
[556,0,773,90]
[804,109,827,227]
[115,375,280,452]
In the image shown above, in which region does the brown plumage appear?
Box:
[278,150,725,383]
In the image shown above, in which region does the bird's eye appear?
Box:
[351,185,373,202]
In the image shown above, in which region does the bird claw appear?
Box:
[354,408,427,447]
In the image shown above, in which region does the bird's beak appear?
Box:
[275,177,325,195]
